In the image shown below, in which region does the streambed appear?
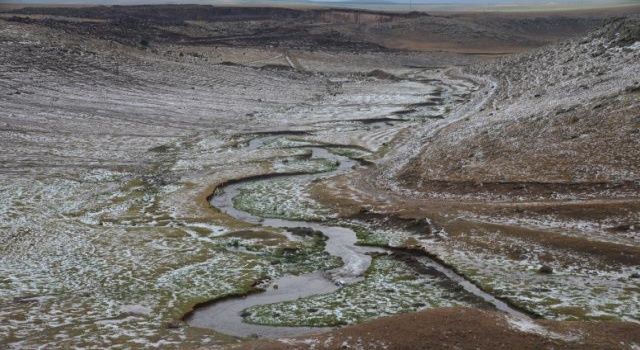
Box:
[186,136,530,338]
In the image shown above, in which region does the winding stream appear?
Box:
[186,136,531,338]
[186,139,384,338]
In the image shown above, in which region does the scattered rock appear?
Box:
[358,206,372,214]
[165,321,181,329]
[260,64,294,71]
[365,69,399,81]
[13,296,39,304]
[538,265,553,274]
[591,47,606,57]
[625,83,640,93]
[555,105,577,115]
[280,247,298,255]
[533,90,545,98]
[610,224,631,232]
[288,227,323,238]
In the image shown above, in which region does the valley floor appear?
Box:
[0,6,639,349]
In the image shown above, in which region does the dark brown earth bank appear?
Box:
[228,308,640,350]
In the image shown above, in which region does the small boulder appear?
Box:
[538,265,553,274]
[166,321,181,329]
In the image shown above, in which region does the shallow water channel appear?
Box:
[186,136,530,338]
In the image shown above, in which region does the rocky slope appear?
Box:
[399,16,640,199]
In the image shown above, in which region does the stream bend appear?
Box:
[186,139,383,338]
[186,136,532,338]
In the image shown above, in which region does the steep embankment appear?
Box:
[398,16,640,199]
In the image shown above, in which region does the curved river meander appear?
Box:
[185,136,530,338]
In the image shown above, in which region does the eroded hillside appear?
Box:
[400,17,640,193]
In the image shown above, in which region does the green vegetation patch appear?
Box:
[243,255,474,327]
[327,147,371,161]
[262,138,318,149]
[421,229,640,321]
[233,177,333,221]
[272,158,338,174]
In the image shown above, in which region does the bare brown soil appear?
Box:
[313,168,640,265]
[229,307,640,350]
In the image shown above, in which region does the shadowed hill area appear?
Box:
[3,4,639,52]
